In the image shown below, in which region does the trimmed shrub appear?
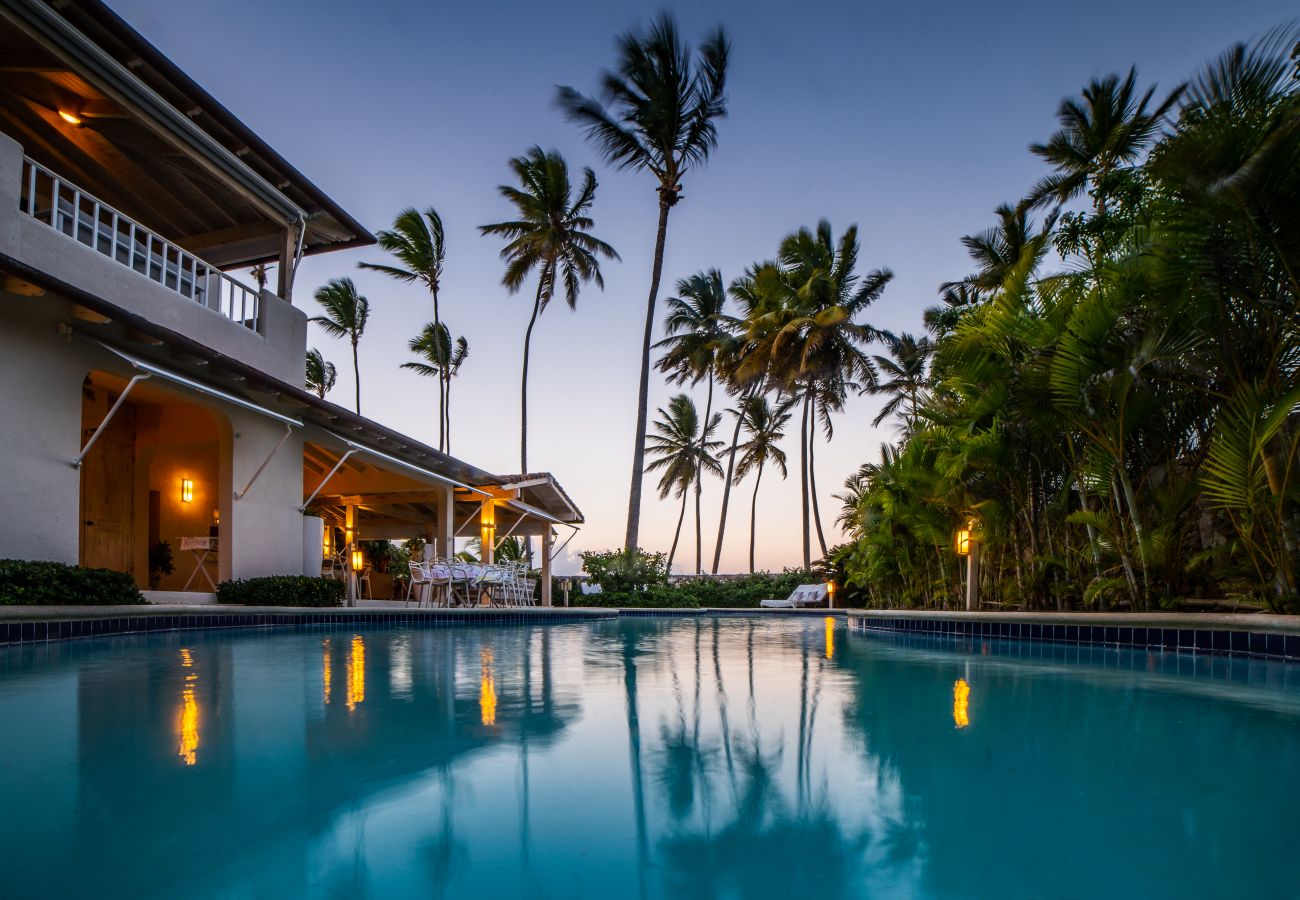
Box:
[567,571,821,609]
[575,586,700,609]
[580,548,670,593]
[0,559,145,606]
[216,575,345,607]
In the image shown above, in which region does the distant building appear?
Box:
[0,0,580,602]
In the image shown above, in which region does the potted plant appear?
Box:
[148,540,175,590]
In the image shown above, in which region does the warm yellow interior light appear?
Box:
[181,479,194,503]
[351,549,364,571]
[58,109,82,125]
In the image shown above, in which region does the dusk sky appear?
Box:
[110,0,1294,573]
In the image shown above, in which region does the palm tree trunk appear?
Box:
[351,336,361,414]
[667,487,689,573]
[800,389,811,569]
[749,463,764,574]
[711,387,751,574]
[695,375,713,575]
[445,378,453,456]
[809,395,829,559]
[625,200,673,552]
[432,286,445,452]
[521,282,544,473]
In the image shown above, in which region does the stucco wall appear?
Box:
[0,296,89,565]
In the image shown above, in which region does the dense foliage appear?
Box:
[836,30,1300,612]
[0,559,144,606]
[580,548,670,593]
[216,575,345,607]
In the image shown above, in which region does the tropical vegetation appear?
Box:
[309,278,369,414]
[833,28,1300,612]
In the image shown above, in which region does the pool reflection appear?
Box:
[2,617,1299,898]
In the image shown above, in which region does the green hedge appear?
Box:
[0,559,144,606]
[216,575,345,607]
[571,571,820,609]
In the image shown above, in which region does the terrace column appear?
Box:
[540,528,553,607]
[345,503,357,606]
[479,500,495,566]
[435,484,454,559]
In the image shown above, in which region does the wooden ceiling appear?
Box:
[0,4,371,269]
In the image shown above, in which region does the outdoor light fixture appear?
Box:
[344,527,353,545]
[351,549,364,572]
[57,109,82,126]
[954,521,974,556]
[827,579,838,608]
[181,479,194,503]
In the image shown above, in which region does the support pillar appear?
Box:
[435,485,454,560]
[479,500,495,566]
[346,504,357,606]
[540,528,553,607]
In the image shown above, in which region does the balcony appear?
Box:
[19,156,261,331]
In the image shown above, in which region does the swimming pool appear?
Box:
[2,616,1297,897]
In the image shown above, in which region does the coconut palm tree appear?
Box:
[359,208,451,448]
[870,333,933,432]
[402,323,470,453]
[479,146,619,472]
[732,396,791,572]
[655,270,738,572]
[749,221,891,567]
[310,278,369,414]
[558,12,730,552]
[305,348,337,400]
[645,394,724,572]
[1027,67,1184,218]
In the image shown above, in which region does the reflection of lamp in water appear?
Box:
[346,635,365,711]
[824,616,835,659]
[322,638,332,704]
[953,678,971,728]
[177,648,199,765]
[480,647,497,726]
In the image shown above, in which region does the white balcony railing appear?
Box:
[18,156,260,330]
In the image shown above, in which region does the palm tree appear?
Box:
[310,278,369,414]
[732,396,791,573]
[655,270,738,572]
[305,348,337,400]
[402,323,470,453]
[748,221,891,567]
[558,12,730,552]
[870,333,932,432]
[644,394,724,572]
[1027,67,1184,218]
[479,146,619,472]
[359,208,451,448]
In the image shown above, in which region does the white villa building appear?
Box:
[0,0,581,603]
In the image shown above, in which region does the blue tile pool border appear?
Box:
[0,609,618,646]
[848,612,1300,662]
[0,606,853,646]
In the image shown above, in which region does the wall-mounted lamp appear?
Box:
[323,528,333,555]
[180,479,194,503]
[57,109,82,126]
[351,549,364,572]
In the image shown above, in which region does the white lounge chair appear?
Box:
[760,584,829,609]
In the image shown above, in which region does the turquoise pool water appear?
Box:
[2,617,1298,898]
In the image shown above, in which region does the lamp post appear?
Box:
[955,518,979,611]
[561,577,572,608]
[826,579,838,609]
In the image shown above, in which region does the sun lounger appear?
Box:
[760,583,828,608]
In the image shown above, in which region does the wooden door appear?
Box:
[80,403,135,575]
